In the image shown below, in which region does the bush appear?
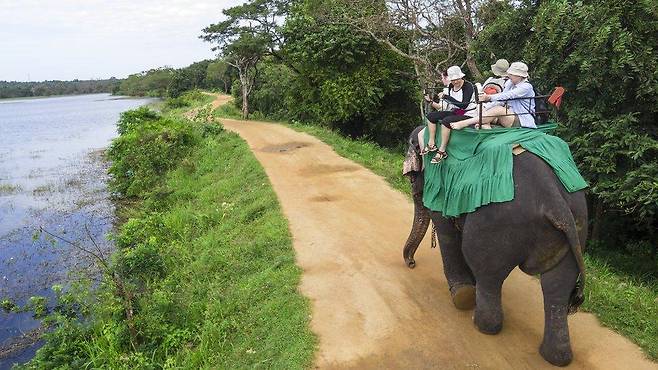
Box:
[164,96,190,109]
[107,108,199,197]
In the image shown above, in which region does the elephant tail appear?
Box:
[547,207,586,314]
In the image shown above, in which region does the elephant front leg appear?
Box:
[539,253,579,366]
[430,212,476,310]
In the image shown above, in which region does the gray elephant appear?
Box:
[402,126,588,366]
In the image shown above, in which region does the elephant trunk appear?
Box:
[403,171,431,268]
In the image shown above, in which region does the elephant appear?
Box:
[402,126,588,366]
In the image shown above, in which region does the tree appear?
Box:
[225,33,268,118]
[278,0,420,145]
[205,60,233,93]
[318,0,487,91]
[201,0,290,118]
[474,0,658,253]
[167,60,211,97]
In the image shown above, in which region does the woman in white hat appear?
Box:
[447,62,536,130]
[422,65,478,163]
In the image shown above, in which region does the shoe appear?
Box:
[420,144,438,155]
[430,150,448,164]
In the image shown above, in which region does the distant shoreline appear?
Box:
[0,93,145,102]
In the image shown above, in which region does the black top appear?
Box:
[441,81,476,110]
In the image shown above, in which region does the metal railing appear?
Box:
[423,88,552,127]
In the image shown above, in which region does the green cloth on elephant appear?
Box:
[422,122,587,217]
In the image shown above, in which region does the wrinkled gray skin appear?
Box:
[402,126,588,367]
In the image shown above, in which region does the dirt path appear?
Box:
[210,95,655,369]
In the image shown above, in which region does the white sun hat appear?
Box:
[446,65,466,81]
[506,62,529,78]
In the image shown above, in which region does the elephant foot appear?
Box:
[405,257,416,269]
[474,307,503,335]
[450,284,476,310]
[540,340,573,367]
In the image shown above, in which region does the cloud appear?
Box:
[0,0,244,81]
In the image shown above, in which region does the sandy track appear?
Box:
[213,96,655,369]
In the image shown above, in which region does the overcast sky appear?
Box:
[0,0,244,82]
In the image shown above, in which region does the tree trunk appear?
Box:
[465,56,482,81]
[241,85,249,119]
[590,198,604,242]
[455,0,483,80]
[237,68,250,119]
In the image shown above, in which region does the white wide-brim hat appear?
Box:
[506,62,529,78]
[447,65,466,81]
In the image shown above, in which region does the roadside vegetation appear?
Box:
[214,101,658,360]
[17,92,315,369]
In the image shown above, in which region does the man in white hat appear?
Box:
[447,61,537,130]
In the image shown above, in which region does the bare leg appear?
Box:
[449,114,496,130]
[427,122,437,148]
[449,106,517,130]
[491,106,516,127]
[438,125,450,152]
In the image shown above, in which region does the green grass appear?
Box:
[214,101,658,361]
[21,97,316,369]
[110,129,317,368]
[582,254,658,359]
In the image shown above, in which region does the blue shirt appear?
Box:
[489,79,536,128]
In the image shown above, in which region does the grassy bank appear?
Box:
[213,101,658,361]
[20,92,315,368]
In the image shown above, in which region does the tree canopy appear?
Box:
[203,0,658,254]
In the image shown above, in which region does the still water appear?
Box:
[0,93,154,368]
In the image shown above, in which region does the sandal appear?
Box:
[430,150,448,164]
[420,144,438,155]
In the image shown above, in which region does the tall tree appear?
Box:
[227,33,268,118]
[201,0,291,118]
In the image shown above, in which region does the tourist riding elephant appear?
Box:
[402,126,588,367]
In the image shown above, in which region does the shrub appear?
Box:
[107,108,199,197]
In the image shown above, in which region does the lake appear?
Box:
[0,93,155,368]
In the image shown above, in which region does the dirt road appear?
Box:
[214,96,656,369]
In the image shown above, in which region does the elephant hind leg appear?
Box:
[539,253,579,366]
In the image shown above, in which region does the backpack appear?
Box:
[532,88,550,125]
[519,87,550,125]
